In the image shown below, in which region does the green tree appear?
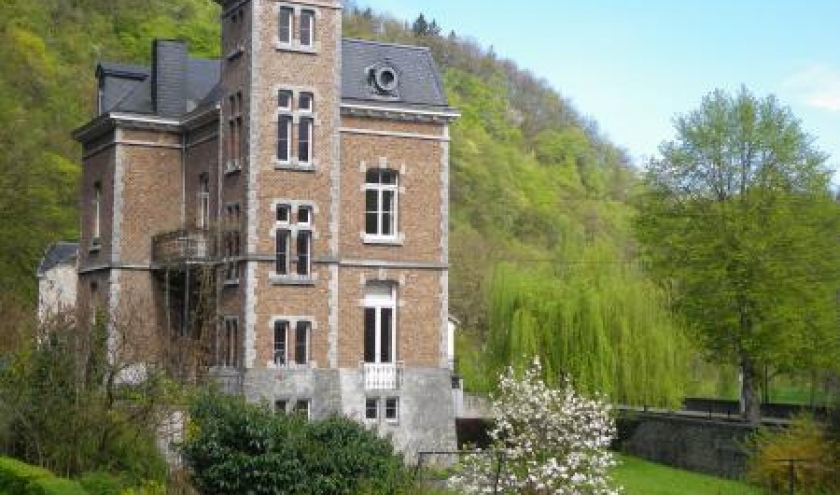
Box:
[634,88,840,423]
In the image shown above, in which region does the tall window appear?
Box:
[365,169,398,238]
[92,181,102,246]
[364,283,396,364]
[220,317,239,368]
[274,203,313,279]
[298,117,313,164]
[277,115,292,162]
[197,174,210,229]
[273,319,312,367]
[274,320,288,366]
[276,89,315,167]
[224,203,241,282]
[227,92,243,172]
[279,7,294,44]
[300,10,315,47]
[275,229,290,275]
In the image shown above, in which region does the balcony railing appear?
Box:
[361,361,403,390]
[152,229,212,265]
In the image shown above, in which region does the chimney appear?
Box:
[151,40,187,118]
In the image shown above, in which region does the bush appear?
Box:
[26,476,88,495]
[0,456,89,495]
[747,415,840,494]
[0,457,53,493]
[77,471,125,495]
[179,391,412,495]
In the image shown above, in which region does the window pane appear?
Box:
[298,206,311,225]
[296,231,310,276]
[300,11,314,46]
[365,169,381,184]
[364,308,376,363]
[365,398,378,420]
[277,116,291,161]
[278,90,292,109]
[295,322,309,365]
[385,398,398,420]
[299,92,313,112]
[279,8,293,43]
[277,204,290,223]
[274,321,287,366]
[365,213,379,236]
[298,118,311,163]
[381,308,393,363]
[382,170,397,185]
[275,400,287,414]
[276,230,289,275]
[382,191,394,235]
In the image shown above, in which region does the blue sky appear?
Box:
[357,0,840,185]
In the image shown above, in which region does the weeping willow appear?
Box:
[486,255,689,408]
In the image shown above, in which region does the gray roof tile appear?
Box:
[97,38,449,118]
[37,242,79,277]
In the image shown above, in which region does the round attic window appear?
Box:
[374,66,399,93]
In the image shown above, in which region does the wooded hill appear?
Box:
[0,0,689,404]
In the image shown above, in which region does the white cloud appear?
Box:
[783,64,840,113]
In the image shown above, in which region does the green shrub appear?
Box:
[25,476,88,495]
[0,457,53,493]
[747,415,840,494]
[78,471,124,495]
[179,392,413,495]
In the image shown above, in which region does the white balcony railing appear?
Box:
[361,361,403,390]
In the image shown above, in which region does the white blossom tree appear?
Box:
[450,359,621,494]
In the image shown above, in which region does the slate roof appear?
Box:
[98,38,450,118]
[37,242,79,278]
[341,39,449,109]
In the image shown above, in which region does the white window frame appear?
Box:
[277,115,293,164]
[364,169,399,241]
[272,202,315,281]
[275,228,291,276]
[197,174,210,229]
[298,117,314,166]
[278,6,294,45]
[273,320,289,367]
[365,398,379,421]
[299,9,315,47]
[292,320,311,366]
[364,283,397,364]
[384,397,399,423]
[92,181,102,248]
[294,399,311,419]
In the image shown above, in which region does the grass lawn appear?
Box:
[613,455,765,495]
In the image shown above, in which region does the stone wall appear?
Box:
[616,412,757,479]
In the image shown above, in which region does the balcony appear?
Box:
[361,361,403,390]
[152,229,212,265]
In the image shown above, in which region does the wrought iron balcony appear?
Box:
[361,361,403,390]
[152,229,213,265]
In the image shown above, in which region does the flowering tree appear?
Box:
[450,359,621,494]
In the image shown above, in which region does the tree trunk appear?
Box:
[740,354,761,424]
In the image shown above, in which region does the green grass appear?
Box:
[613,455,765,495]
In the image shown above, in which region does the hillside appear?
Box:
[0,0,688,403]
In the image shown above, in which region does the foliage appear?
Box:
[179,391,412,495]
[484,261,689,407]
[0,456,87,495]
[77,472,126,495]
[747,416,840,494]
[634,87,840,422]
[449,360,621,494]
[612,455,763,495]
[0,310,170,482]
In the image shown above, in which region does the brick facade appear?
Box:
[72,0,459,456]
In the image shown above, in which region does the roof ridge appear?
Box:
[343,37,431,52]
